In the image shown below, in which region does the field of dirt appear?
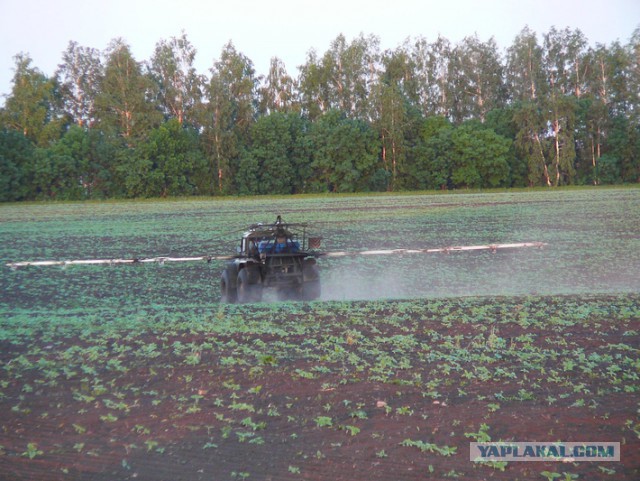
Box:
[1,190,639,480]
[0,294,638,481]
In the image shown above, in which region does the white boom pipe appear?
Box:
[6,255,235,269]
[5,242,545,269]
[321,242,547,258]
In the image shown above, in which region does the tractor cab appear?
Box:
[239,220,302,258]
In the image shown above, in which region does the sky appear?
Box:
[0,0,638,105]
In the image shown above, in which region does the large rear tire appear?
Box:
[220,270,237,304]
[302,262,321,301]
[237,266,263,303]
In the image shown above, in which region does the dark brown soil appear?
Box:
[0,295,638,481]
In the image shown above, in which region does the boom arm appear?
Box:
[6,242,546,269]
[320,242,547,258]
[6,255,235,269]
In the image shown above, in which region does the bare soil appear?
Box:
[0,295,638,481]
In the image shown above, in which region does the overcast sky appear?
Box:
[0,0,638,104]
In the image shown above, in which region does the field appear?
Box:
[1,188,639,480]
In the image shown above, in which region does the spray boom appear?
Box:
[6,242,546,269]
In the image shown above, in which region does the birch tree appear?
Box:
[2,53,57,145]
[450,35,505,123]
[204,42,257,194]
[148,33,202,126]
[258,57,298,115]
[506,26,545,103]
[55,41,103,128]
[95,39,161,142]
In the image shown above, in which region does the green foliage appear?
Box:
[400,439,457,456]
[237,113,309,195]
[127,119,207,197]
[314,416,333,428]
[0,129,34,201]
[464,423,491,442]
[22,442,43,459]
[2,53,62,146]
[30,148,84,200]
[449,123,511,188]
[415,120,510,189]
[95,39,162,141]
[309,110,379,192]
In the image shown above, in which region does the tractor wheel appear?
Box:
[237,267,262,303]
[302,262,321,301]
[220,270,237,304]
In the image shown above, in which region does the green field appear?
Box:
[1,188,639,480]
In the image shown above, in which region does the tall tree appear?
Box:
[298,34,380,120]
[297,49,330,121]
[2,53,58,145]
[574,96,608,184]
[513,100,552,186]
[148,33,202,126]
[258,57,298,115]
[628,27,640,120]
[506,26,546,103]
[204,41,258,194]
[374,45,426,191]
[549,95,577,186]
[543,27,589,98]
[449,35,505,123]
[542,28,581,185]
[425,35,454,118]
[373,82,407,190]
[575,42,625,184]
[407,37,434,116]
[381,44,419,107]
[514,94,576,187]
[330,33,379,119]
[55,41,103,127]
[95,38,161,141]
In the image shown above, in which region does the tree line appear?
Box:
[1,26,639,201]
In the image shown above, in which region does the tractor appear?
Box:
[219,216,321,303]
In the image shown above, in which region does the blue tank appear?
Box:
[258,240,300,254]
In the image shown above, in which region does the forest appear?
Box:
[1,25,639,201]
